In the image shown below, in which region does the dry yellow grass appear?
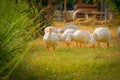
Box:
[53,21,118,36]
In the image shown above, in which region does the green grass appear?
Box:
[0,0,35,79]
[10,41,120,80]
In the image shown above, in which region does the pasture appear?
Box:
[10,22,120,80]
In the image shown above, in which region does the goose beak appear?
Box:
[66,41,70,48]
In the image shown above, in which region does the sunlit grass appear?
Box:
[10,36,120,80]
[9,25,120,80]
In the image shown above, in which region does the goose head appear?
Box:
[65,33,72,48]
[49,28,52,33]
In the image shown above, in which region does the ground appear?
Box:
[11,22,120,80]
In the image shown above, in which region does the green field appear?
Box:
[10,36,120,80]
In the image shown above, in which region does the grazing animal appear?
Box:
[43,28,59,51]
[65,30,91,48]
[91,27,111,49]
[58,29,76,41]
[118,26,120,39]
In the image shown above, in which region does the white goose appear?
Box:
[91,27,111,49]
[58,29,76,41]
[43,28,59,51]
[65,30,91,48]
[118,26,120,39]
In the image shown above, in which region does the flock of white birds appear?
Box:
[43,24,120,51]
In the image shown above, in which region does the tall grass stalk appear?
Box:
[1,45,32,80]
[0,0,37,79]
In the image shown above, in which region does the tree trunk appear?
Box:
[39,0,58,35]
[63,0,72,22]
[27,0,60,36]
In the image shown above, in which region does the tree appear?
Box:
[27,0,62,36]
[63,0,73,22]
[106,0,120,24]
[106,0,120,11]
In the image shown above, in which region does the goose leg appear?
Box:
[53,46,55,51]
[107,42,109,49]
[84,42,86,48]
[92,44,95,50]
[76,41,79,48]
[68,44,70,48]
[98,42,100,47]
[79,42,81,48]
[47,46,49,51]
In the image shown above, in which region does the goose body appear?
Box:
[91,27,111,49]
[66,30,91,48]
[43,28,59,50]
